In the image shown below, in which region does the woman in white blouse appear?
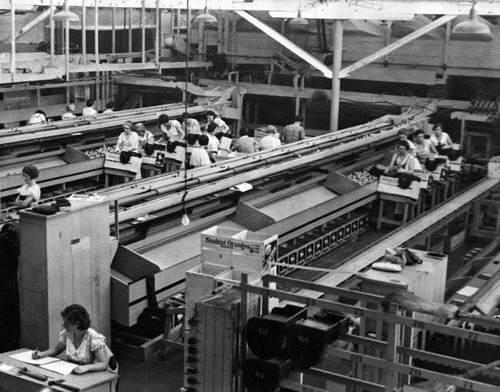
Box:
[32,304,117,375]
[15,164,41,208]
[430,123,453,153]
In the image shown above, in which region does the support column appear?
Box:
[330,20,343,132]
[10,0,15,80]
[64,1,70,82]
[141,0,146,63]
[82,0,86,63]
[95,0,99,108]
[50,0,54,65]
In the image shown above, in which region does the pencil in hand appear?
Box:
[31,347,40,359]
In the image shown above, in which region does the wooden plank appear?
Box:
[339,15,455,78]
[235,11,333,78]
[198,79,470,110]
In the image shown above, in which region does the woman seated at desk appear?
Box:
[430,123,453,154]
[385,140,422,175]
[33,304,117,375]
[414,129,438,164]
[15,164,41,208]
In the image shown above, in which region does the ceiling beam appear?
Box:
[6,1,500,17]
[0,9,51,43]
[235,10,333,78]
[339,14,455,78]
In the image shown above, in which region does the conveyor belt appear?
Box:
[299,177,500,297]
[99,113,399,203]
[0,102,214,146]
[106,112,428,225]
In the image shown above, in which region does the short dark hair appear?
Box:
[22,164,39,179]
[86,99,94,107]
[198,134,209,146]
[35,110,46,116]
[397,128,409,136]
[206,122,218,133]
[182,111,191,119]
[294,115,304,123]
[159,114,169,125]
[186,133,199,146]
[106,100,115,109]
[61,304,91,330]
[397,140,411,151]
[433,123,443,131]
[239,128,249,137]
[206,110,216,117]
[414,129,425,137]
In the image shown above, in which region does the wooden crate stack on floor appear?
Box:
[183,226,278,392]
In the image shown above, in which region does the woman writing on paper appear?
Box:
[33,304,117,375]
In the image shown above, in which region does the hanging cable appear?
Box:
[182,0,191,226]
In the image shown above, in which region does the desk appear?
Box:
[0,349,118,392]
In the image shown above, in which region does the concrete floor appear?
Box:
[117,349,184,392]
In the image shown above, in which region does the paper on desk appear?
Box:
[41,360,78,375]
[9,350,60,365]
[456,285,479,297]
[0,364,14,372]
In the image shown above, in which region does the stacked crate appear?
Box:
[183,226,278,392]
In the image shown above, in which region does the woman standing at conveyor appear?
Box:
[115,121,140,153]
[386,140,422,175]
[430,123,453,154]
[414,129,438,164]
[15,164,41,208]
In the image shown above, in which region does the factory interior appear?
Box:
[1,0,500,391]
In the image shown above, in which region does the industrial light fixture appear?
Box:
[290,10,308,26]
[451,1,492,42]
[193,0,217,24]
[53,9,80,22]
[181,210,191,226]
[290,0,308,26]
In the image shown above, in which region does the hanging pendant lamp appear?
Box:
[290,9,309,26]
[290,0,308,27]
[194,0,217,24]
[53,9,80,22]
[451,2,492,42]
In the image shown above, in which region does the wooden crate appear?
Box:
[201,226,278,259]
[185,287,260,392]
[185,263,232,323]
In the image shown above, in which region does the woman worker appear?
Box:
[157,114,185,145]
[32,304,117,375]
[414,129,438,164]
[430,123,453,154]
[15,164,41,208]
[135,122,154,154]
[115,121,140,153]
[386,140,422,175]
